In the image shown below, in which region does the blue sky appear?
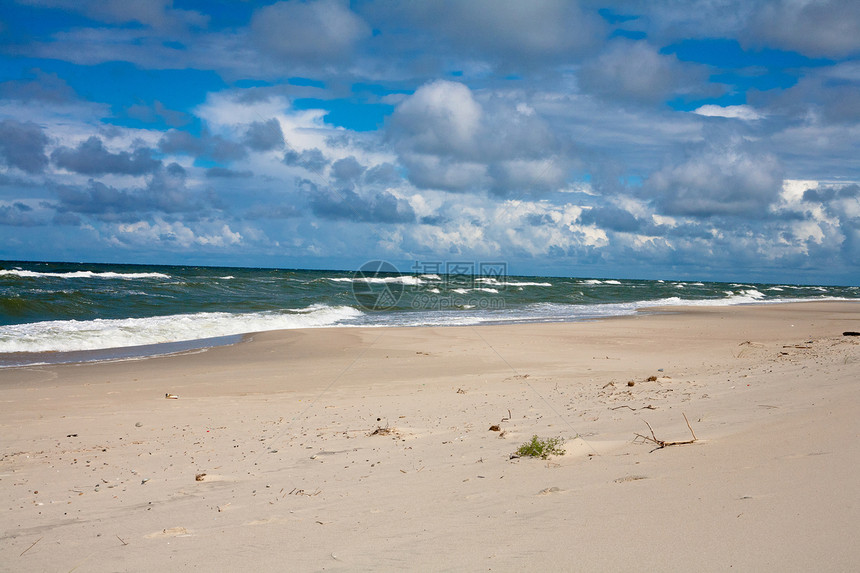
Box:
[0,0,859,284]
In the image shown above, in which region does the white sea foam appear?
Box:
[328,276,424,285]
[445,287,499,294]
[476,277,552,287]
[0,269,170,280]
[0,304,363,353]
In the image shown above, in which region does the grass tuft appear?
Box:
[515,435,566,459]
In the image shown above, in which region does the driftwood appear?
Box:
[634,413,697,452]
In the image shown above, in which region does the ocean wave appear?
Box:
[450,287,500,294]
[327,276,424,285]
[286,293,851,330]
[475,277,552,287]
[0,304,363,353]
[0,269,170,280]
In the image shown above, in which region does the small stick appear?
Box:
[634,413,698,452]
[683,413,697,441]
[20,537,42,557]
[116,535,128,546]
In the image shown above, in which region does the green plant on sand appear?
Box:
[515,435,566,459]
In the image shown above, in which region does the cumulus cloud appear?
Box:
[283,147,329,174]
[363,163,401,186]
[391,80,482,156]
[159,129,246,163]
[743,0,860,58]
[125,100,191,127]
[0,120,49,174]
[692,105,763,121]
[243,119,284,152]
[646,139,785,217]
[51,137,161,176]
[803,183,860,204]
[799,183,860,263]
[398,154,489,192]
[390,81,565,194]
[250,0,370,65]
[579,40,706,105]
[753,63,860,124]
[205,167,253,179]
[367,0,605,66]
[578,205,644,233]
[0,202,41,226]
[0,69,77,104]
[22,0,208,32]
[307,183,416,224]
[114,218,242,249]
[51,163,214,221]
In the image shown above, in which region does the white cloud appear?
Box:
[743,0,860,58]
[579,40,707,104]
[114,218,242,248]
[250,0,370,64]
[692,105,763,121]
[392,80,482,155]
[364,0,605,66]
[646,139,784,217]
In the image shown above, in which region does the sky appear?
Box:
[0,0,859,284]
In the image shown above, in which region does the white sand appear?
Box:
[2,302,859,571]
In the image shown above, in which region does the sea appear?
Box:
[1,260,857,367]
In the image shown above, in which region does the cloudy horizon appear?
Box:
[1,1,859,285]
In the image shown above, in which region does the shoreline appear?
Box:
[2,299,855,369]
[2,301,859,570]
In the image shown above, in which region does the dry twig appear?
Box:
[634,413,697,452]
[20,537,42,557]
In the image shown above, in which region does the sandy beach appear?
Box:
[2,301,859,571]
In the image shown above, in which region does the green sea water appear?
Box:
[1,260,857,360]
